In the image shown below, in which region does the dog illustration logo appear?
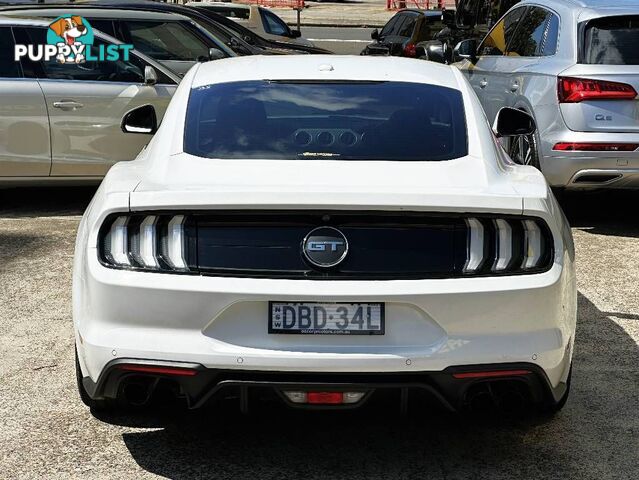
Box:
[46,15,94,64]
[15,15,133,64]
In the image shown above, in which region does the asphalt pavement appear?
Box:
[0,187,638,479]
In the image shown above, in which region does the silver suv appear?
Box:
[0,18,179,186]
[456,0,639,189]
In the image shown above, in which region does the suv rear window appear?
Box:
[584,16,639,64]
[184,81,468,161]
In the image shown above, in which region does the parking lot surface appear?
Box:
[0,188,637,479]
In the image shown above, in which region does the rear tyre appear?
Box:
[509,132,541,170]
[75,348,112,411]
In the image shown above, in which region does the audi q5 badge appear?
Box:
[302,227,349,268]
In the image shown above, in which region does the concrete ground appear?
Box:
[0,188,638,479]
[273,0,395,27]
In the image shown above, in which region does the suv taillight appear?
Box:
[558,76,637,103]
[403,42,417,58]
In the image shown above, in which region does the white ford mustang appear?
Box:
[73,56,577,414]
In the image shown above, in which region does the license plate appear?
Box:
[269,302,385,335]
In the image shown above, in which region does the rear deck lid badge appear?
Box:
[302,227,349,268]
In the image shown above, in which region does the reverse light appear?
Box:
[558,76,637,103]
[553,142,639,152]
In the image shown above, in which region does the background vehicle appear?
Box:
[455,0,639,189]
[87,0,294,55]
[186,1,316,48]
[361,8,444,58]
[0,18,179,185]
[431,0,521,63]
[74,55,575,416]
[1,6,234,75]
[186,3,333,54]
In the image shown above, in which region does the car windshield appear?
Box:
[184,80,468,161]
[584,16,639,65]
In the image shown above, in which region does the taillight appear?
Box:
[558,76,637,103]
[403,42,417,58]
[553,142,639,152]
[100,214,194,272]
[463,217,553,275]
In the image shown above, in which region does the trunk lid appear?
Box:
[560,15,639,133]
[130,154,524,214]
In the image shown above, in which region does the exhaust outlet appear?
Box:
[121,379,154,406]
[495,388,526,413]
[469,391,494,412]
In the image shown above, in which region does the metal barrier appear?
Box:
[386,0,454,10]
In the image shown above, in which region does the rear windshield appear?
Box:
[584,16,639,64]
[184,81,468,161]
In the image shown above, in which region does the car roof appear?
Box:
[191,55,461,89]
[189,2,250,8]
[0,6,191,21]
[398,8,442,16]
[522,0,639,9]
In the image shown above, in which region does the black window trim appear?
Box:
[477,5,560,59]
[1,27,24,79]
[478,5,529,57]
[505,5,561,58]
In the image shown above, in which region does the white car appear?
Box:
[74,56,577,415]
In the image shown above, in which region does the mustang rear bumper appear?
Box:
[82,359,569,411]
[75,249,576,404]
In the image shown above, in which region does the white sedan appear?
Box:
[73,55,577,415]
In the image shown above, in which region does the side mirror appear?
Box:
[144,66,157,86]
[290,29,302,38]
[453,38,478,63]
[371,28,379,40]
[493,107,536,138]
[419,41,446,64]
[442,9,456,27]
[121,104,158,135]
[208,47,226,61]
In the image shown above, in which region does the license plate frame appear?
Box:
[268,301,385,335]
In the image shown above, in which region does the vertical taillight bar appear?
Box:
[464,218,485,273]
